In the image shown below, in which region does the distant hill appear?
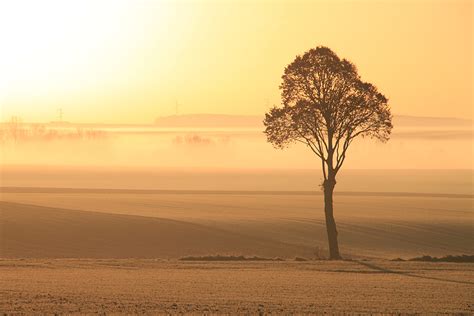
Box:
[3,114,470,129]
[154,114,472,128]
[393,115,472,127]
[154,114,262,127]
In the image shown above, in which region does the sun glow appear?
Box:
[0,1,125,90]
[0,0,471,123]
[0,0,176,121]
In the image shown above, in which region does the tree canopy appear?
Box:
[264,46,392,180]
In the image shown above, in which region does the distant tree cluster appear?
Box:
[172,134,230,146]
[0,117,107,143]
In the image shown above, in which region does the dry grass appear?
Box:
[0,259,472,314]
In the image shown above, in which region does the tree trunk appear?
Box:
[323,177,341,259]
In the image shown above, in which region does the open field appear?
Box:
[1,188,472,259]
[1,177,472,313]
[0,259,473,314]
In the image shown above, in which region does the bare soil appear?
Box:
[0,259,472,314]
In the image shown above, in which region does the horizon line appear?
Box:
[1,112,472,125]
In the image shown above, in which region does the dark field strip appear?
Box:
[1,186,472,198]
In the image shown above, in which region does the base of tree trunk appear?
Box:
[328,255,343,260]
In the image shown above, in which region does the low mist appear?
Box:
[0,117,472,193]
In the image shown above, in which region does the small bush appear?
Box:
[392,255,474,263]
[409,255,474,263]
[294,257,308,261]
[390,258,405,262]
[179,255,284,261]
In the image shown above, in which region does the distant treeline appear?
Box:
[0,118,106,143]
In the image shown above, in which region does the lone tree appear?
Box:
[264,46,392,259]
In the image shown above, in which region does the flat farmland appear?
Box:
[0,259,472,314]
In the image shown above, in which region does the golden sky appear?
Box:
[0,0,472,123]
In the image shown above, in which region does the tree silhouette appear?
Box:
[264,46,392,259]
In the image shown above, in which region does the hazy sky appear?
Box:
[0,0,472,123]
